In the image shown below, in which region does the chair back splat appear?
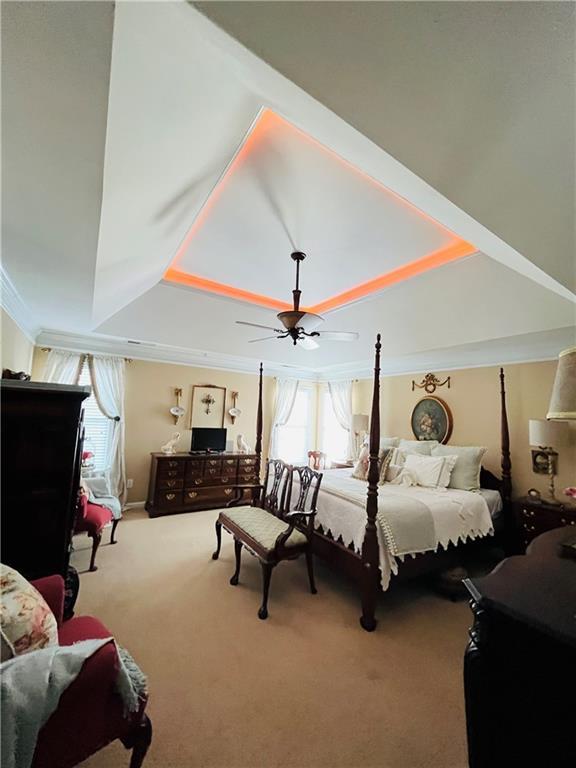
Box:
[285,466,323,524]
[262,459,290,517]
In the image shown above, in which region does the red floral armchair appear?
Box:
[31,575,152,768]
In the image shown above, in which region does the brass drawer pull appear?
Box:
[226,459,234,465]
[166,480,176,488]
[195,479,202,485]
[187,491,198,499]
[224,489,233,496]
[209,460,218,466]
[561,518,576,526]
[166,493,175,501]
[168,461,178,468]
[522,508,535,518]
[166,470,178,478]
[523,522,536,532]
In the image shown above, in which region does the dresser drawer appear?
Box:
[157,477,184,491]
[158,468,183,481]
[159,459,186,474]
[222,458,238,472]
[239,473,258,484]
[186,460,205,477]
[239,457,257,468]
[183,486,236,506]
[155,490,183,508]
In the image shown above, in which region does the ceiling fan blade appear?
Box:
[298,312,324,331]
[248,335,280,343]
[299,337,320,351]
[236,321,282,332]
[319,331,359,342]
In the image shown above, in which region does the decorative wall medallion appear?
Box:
[411,396,453,444]
[412,373,451,394]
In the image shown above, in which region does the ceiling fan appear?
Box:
[236,252,359,350]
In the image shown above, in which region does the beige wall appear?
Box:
[122,360,274,503]
[354,360,575,501]
[1,308,34,374]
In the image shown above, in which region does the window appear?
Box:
[276,385,315,464]
[78,362,114,471]
[319,385,349,463]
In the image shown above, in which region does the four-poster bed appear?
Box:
[247,335,512,632]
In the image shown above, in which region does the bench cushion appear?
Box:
[221,507,307,551]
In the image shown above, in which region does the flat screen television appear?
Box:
[190,427,227,453]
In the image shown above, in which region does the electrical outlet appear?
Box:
[126,478,134,489]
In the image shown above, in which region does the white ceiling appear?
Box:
[197,1,576,294]
[2,1,575,379]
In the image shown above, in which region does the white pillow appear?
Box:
[431,445,487,491]
[403,454,456,488]
[398,439,439,455]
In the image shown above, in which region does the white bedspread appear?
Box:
[311,469,494,590]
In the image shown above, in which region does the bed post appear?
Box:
[499,367,513,547]
[254,363,264,500]
[360,334,382,632]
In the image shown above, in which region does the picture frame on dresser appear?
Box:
[190,385,226,429]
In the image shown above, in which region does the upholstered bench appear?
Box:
[212,460,322,620]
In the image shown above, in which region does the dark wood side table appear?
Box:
[463,528,576,768]
[514,495,576,551]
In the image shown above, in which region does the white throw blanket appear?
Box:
[1,638,144,768]
[307,469,494,590]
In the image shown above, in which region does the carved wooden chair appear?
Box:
[212,460,323,620]
[307,450,327,471]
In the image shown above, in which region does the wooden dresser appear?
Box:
[1,380,90,580]
[463,527,576,767]
[514,495,576,551]
[146,452,260,517]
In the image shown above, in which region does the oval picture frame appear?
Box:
[411,396,453,445]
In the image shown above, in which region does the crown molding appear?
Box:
[35,329,319,380]
[0,266,40,343]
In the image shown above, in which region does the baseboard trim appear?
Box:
[124,501,146,510]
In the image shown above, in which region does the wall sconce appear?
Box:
[170,388,185,425]
[228,391,241,424]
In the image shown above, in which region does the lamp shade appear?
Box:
[352,414,369,433]
[528,419,567,448]
[547,347,576,420]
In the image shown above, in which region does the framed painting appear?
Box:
[411,396,453,444]
[190,385,226,429]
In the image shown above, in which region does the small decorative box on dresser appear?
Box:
[513,496,576,551]
[146,453,260,517]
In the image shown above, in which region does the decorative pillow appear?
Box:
[0,564,58,661]
[385,463,404,483]
[398,439,439,455]
[352,445,370,480]
[378,449,394,485]
[403,454,458,488]
[431,445,487,492]
[351,446,392,481]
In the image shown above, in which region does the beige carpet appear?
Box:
[72,508,471,768]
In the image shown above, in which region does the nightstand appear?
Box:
[513,496,576,551]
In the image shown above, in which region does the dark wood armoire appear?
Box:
[1,380,90,580]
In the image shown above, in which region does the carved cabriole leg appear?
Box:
[258,562,274,620]
[110,518,120,545]
[212,520,222,560]
[230,538,242,585]
[305,548,317,594]
[89,532,102,572]
[125,714,152,768]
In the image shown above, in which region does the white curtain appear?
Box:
[42,350,84,385]
[269,378,299,459]
[88,355,127,504]
[328,380,355,460]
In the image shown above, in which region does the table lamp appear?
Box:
[352,413,369,458]
[528,419,568,503]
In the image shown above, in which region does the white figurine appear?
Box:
[236,434,251,454]
[161,432,181,455]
